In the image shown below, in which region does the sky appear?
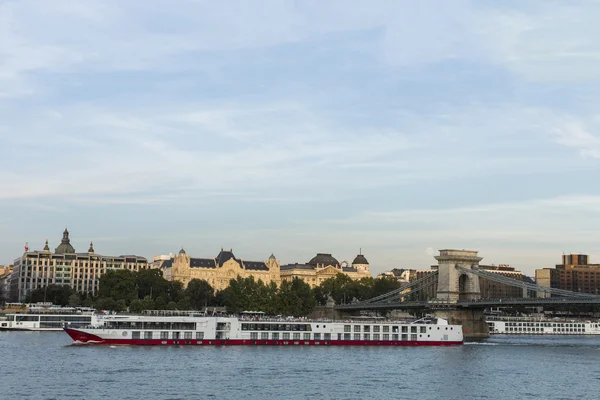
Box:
[1,0,600,276]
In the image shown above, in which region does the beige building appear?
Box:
[10,229,148,301]
[162,248,281,290]
[536,254,600,297]
[280,253,371,288]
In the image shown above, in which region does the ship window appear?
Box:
[184,332,192,339]
[382,326,389,333]
[393,326,399,333]
[293,333,300,340]
[354,325,361,332]
[344,333,351,340]
[196,332,204,340]
[420,327,426,333]
[303,333,310,340]
[261,332,268,340]
[272,332,279,340]
[144,332,153,340]
[353,334,360,341]
[373,334,380,340]
[132,331,140,339]
[364,334,370,340]
[363,326,370,333]
[241,324,249,331]
[324,333,331,340]
[411,326,417,333]
[373,326,380,333]
[173,332,180,339]
[344,325,351,332]
[383,334,389,340]
[411,334,417,341]
[314,333,321,340]
[161,332,168,339]
[283,333,290,340]
[401,326,407,333]
[250,332,258,339]
[400,334,407,341]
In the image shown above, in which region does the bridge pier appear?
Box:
[433,309,489,339]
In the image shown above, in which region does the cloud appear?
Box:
[554,120,600,158]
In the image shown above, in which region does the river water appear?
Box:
[1,332,599,400]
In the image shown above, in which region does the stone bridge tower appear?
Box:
[435,249,483,303]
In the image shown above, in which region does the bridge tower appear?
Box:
[435,249,483,303]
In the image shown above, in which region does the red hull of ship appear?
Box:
[64,328,462,346]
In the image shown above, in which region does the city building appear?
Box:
[161,248,281,291]
[10,229,148,302]
[280,252,371,287]
[377,268,411,282]
[536,254,600,297]
[0,265,13,302]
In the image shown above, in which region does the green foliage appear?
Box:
[154,296,167,310]
[166,301,177,310]
[314,274,402,306]
[140,295,155,311]
[26,284,74,306]
[218,276,316,316]
[185,279,215,310]
[68,293,82,307]
[129,299,143,313]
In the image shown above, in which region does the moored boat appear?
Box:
[63,314,463,346]
[486,315,600,335]
[1,307,96,331]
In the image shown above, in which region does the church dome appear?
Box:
[308,253,339,267]
[54,228,76,254]
[352,254,369,265]
[179,247,186,255]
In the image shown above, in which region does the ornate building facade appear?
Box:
[280,252,372,288]
[161,248,281,291]
[10,229,148,301]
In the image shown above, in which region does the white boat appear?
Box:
[486,315,600,335]
[0,307,96,331]
[63,314,464,346]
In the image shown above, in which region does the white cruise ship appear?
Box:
[63,314,464,346]
[486,316,600,335]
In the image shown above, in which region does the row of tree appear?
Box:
[25,269,404,316]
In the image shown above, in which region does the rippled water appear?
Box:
[2,332,600,400]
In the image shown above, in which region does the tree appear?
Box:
[27,284,74,306]
[140,295,155,311]
[154,296,167,310]
[136,268,169,300]
[276,278,315,316]
[98,270,137,303]
[68,293,82,307]
[185,279,215,310]
[129,299,143,313]
[167,281,184,303]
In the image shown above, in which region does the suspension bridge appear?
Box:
[334,249,600,338]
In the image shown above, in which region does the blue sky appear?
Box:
[1,0,599,275]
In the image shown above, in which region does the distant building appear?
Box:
[535,254,600,297]
[377,268,411,282]
[280,252,371,287]
[161,248,280,291]
[10,229,148,301]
